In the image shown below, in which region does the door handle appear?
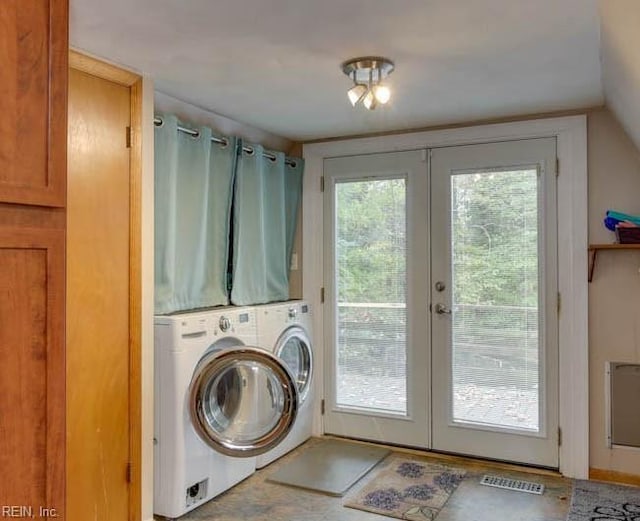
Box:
[434,303,451,315]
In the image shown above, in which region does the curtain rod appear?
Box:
[153,117,297,167]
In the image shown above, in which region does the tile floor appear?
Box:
[168,437,573,521]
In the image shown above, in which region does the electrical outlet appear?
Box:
[290,253,298,270]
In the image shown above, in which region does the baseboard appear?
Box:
[321,435,561,477]
[589,467,640,487]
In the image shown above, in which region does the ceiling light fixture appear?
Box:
[341,56,395,110]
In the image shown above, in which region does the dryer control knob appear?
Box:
[288,307,297,319]
[219,316,231,332]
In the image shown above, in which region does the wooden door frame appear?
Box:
[68,50,143,521]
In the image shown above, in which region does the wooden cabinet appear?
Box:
[0,0,68,207]
[0,0,68,517]
[0,227,65,515]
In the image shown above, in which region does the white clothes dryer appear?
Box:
[255,301,314,468]
[154,307,298,519]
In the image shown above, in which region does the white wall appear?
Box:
[587,107,640,476]
[154,92,292,152]
[600,0,640,151]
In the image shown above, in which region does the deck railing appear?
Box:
[336,302,539,388]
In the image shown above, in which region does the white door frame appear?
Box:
[303,115,588,479]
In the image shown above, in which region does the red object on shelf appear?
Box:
[616,226,640,244]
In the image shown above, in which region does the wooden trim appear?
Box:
[49,0,69,208]
[128,78,144,521]
[589,243,640,250]
[589,468,640,487]
[45,228,66,513]
[69,52,142,521]
[69,49,140,87]
[50,0,69,510]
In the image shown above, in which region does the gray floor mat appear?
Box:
[267,439,390,496]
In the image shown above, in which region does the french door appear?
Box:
[323,138,559,468]
[323,150,430,447]
[430,138,558,467]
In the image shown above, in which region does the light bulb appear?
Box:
[373,85,391,104]
[362,90,377,110]
[347,84,367,106]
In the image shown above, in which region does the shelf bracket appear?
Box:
[588,248,597,283]
[588,244,640,282]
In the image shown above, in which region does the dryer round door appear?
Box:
[189,346,298,457]
[275,326,313,404]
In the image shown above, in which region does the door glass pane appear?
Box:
[450,168,540,432]
[278,335,311,401]
[203,361,286,442]
[335,178,407,414]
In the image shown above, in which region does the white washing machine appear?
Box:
[255,301,314,468]
[154,307,299,519]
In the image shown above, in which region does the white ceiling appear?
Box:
[71,0,604,141]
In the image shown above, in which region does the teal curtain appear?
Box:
[154,114,236,314]
[285,157,304,264]
[231,145,304,306]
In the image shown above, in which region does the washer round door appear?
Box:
[275,326,313,404]
[189,346,298,457]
